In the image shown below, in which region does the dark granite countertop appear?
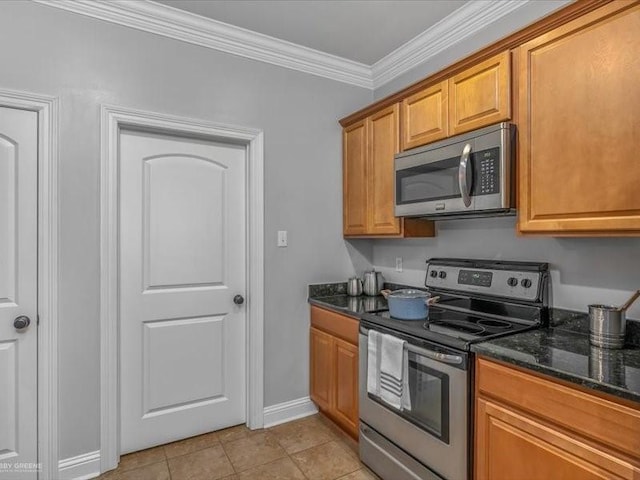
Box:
[472,310,640,404]
[308,282,388,317]
[308,295,388,317]
[309,283,640,404]
[308,281,418,317]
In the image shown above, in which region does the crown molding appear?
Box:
[33,0,373,89]
[33,0,536,91]
[371,0,531,89]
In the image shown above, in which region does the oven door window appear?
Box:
[406,353,450,443]
[368,352,450,444]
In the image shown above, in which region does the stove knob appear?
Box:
[507,277,518,287]
[521,278,532,288]
[430,270,438,278]
[438,271,447,279]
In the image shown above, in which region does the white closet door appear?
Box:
[119,129,246,454]
[0,107,38,479]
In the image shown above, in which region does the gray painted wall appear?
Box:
[0,1,370,460]
[370,217,640,321]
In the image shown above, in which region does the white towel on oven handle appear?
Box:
[380,332,404,383]
[366,331,412,411]
[379,333,404,410]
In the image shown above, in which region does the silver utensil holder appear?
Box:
[589,304,626,349]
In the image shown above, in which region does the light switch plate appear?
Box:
[277,230,288,247]
[395,257,403,272]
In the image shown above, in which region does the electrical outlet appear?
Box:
[395,257,403,272]
[277,230,288,247]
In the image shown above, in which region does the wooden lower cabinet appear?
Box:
[310,327,333,412]
[332,338,359,436]
[475,357,640,480]
[309,306,359,438]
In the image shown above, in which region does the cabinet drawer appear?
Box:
[476,357,640,459]
[310,305,359,345]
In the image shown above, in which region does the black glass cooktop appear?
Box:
[360,303,542,351]
[432,295,541,323]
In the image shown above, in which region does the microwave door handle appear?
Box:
[458,143,472,207]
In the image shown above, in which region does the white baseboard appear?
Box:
[263,396,318,428]
[58,451,101,480]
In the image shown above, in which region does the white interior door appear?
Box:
[119,129,247,454]
[0,107,38,478]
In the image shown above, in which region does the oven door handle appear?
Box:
[406,343,463,366]
[458,143,472,208]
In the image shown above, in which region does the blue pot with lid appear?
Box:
[381,289,436,320]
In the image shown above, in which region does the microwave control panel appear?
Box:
[474,147,500,196]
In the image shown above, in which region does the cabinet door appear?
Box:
[343,120,368,235]
[333,338,359,438]
[518,2,640,234]
[368,104,402,235]
[449,51,511,135]
[310,327,334,412]
[476,396,638,480]
[401,81,448,150]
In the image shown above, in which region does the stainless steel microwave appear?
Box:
[395,122,516,218]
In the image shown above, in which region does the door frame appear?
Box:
[0,89,59,479]
[99,105,264,472]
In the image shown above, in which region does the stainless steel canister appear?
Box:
[347,277,363,297]
[588,304,626,349]
[363,270,384,296]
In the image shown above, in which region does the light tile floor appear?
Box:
[98,414,380,480]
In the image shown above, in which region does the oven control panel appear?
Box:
[426,264,542,301]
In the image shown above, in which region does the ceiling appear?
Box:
[154,0,468,65]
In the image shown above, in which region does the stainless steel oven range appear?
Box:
[359,258,550,480]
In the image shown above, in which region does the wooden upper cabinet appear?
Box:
[343,120,368,236]
[342,106,435,238]
[449,50,511,136]
[401,81,448,150]
[518,1,640,235]
[368,105,402,235]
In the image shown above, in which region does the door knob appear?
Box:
[14,316,31,330]
[233,295,245,305]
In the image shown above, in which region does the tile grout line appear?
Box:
[162,442,172,480]
[286,451,311,480]
[218,438,238,478]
